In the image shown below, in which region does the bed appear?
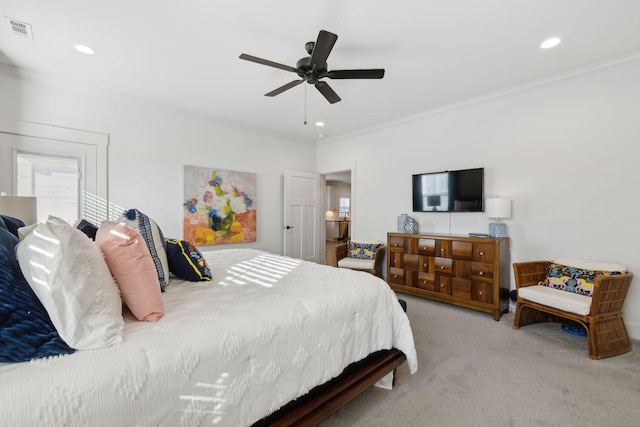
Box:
[1,247,417,426]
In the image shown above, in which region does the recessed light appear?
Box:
[540,37,561,49]
[74,44,95,55]
[315,121,325,127]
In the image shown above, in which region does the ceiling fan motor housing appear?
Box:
[296,56,327,84]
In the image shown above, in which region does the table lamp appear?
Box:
[486,197,511,238]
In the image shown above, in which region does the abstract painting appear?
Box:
[183,165,256,245]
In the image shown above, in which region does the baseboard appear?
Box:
[626,321,640,341]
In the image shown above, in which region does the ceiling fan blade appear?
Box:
[310,30,338,67]
[315,81,341,104]
[239,54,298,73]
[265,79,305,97]
[326,69,385,79]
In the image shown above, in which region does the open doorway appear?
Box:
[323,170,351,267]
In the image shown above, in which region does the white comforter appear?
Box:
[1,249,417,426]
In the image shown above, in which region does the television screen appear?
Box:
[412,168,484,212]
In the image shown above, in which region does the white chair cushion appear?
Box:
[338,257,375,270]
[519,285,591,316]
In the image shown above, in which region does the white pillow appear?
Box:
[16,217,124,350]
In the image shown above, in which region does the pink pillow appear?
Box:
[96,221,163,321]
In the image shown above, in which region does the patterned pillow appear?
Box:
[0,227,74,363]
[119,209,170,291]
[539,261,623,297]
[347,241,382,259]
[165,239,212,282]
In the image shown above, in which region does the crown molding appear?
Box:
[318,50,640,145]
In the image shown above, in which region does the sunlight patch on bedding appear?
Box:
[218,253,301,288]
[179,373,230,425]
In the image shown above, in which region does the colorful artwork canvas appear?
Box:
[183,166,256,245]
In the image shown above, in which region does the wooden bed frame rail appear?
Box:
[253,349,407,426]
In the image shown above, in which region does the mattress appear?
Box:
[0,248,417,426]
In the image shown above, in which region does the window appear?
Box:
[1,120,110,226]
[338,197,350,218]
[16,152,82,224]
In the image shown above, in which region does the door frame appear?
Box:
[321,167,355,265]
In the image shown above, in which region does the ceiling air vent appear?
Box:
[5,17,33,40]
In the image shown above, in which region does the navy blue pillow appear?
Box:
[0,215,26,238]
[0,231,74,363]
[165,239,212,282]
[0,219,19,262]
[75,218,98,240]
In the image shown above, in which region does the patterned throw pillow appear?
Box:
[165,239,212,282]
[539,261,623,297]
[347,241,382,259]
[119,209,170,291]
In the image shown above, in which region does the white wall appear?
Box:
[0,73,316,254]
[317,62,640,339]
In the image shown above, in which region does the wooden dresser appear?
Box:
[387,232,510,320]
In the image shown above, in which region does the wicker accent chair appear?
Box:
[336,241,385,277]
[513,260,633,360]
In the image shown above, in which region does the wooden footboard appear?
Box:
[253,349,407,426]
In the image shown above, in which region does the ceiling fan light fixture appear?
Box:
[74,44,95,55]
[540,37,561,49]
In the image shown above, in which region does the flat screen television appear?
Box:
[412,167,484,212]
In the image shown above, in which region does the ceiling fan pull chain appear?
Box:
[304,84,307,125]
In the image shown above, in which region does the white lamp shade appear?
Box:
[485,197,511,220]
[0,196,38,225]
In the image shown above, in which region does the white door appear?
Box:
[283,170,322,262]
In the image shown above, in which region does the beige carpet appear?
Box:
[321,294,640,427]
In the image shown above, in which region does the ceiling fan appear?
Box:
[239,30,385,104]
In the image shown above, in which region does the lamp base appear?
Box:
[488,222,507,238]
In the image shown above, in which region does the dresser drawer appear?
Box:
[436,276,451,294]
[389,252,403,269]
[389,236,405,252]
[473,282,493,304]
[434,257,453,275]
[471,262,494,282]
[417,238,436,255]
[388,267,405,285]
[472,243,495,263]
[417,272,436,291]
[436,240,451,258]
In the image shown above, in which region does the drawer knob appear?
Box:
[440,266,445,270]
[479,271,484,276]
[423,280,428,284]
[393,243,398,247]
[440,284,445,288]
[479,251,484,256]
[422,246,427,250]
[393,275,398,279]
[441,248,444,252]
[479,290,484,295]
[423,263,427,267]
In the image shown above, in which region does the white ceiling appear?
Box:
[1,1,639,143]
